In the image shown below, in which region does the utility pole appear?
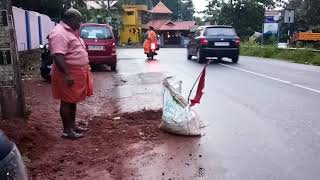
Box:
[180,0,183,21]
[284,8,295,45]
[0,0,26,119]
[85,0,89,22]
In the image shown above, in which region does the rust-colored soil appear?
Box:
[0,73,167,180]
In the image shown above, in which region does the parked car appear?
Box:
[80,23,117,71]
[0,131,27,179]
[187,25,240,63]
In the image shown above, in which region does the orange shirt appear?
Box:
[148,30,157,42]
[49,22,89,66]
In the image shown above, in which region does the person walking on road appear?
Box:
[49,9,93,140]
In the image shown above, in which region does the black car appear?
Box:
[0,131,27,179]
[187,25,240,63]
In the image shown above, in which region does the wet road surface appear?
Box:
[115,48,320,180]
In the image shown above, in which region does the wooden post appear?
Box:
[0,0,26,119]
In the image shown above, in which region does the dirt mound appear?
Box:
[1,110,166,180]
[0,74,168,180]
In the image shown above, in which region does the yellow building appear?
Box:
[120,5,149,44]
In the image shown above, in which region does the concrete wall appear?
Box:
[12,6,55,51]
[12,7,27,51]
[40,14,56,44]
[28,11,40,49]
[120,26,141,44]
[121,7,145,44]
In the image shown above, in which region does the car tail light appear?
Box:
[235,37,240,46]
[112,42,116,52]
[200,38,208,46]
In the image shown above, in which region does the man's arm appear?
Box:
[53,53,69,75]
[53,53,73,86]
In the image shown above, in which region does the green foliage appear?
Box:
[263,34,278,45]
[117,0,195,21]
[283,0,320,31]
[85,1,125,31]
[241,42,320,66]
[180,0,195,21]
[12,0,87,21]
[12,0,197,28]
[194,17,205,26]
[202,0,320,40]
[203,0,275,37]
[13,0,124,29]
[311,25,320,33]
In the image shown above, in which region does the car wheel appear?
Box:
[232,56,239,63]
[40,68,51,82]
[110,63,117,71]
[187,51,192,60]
[197,49,205,63]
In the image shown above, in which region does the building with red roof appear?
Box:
[150,1,173,15]
[119,1,196,46]
[146,1,196,46]
[148,20,196,31]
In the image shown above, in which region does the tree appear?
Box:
[181,0,195,21]
[284,0,320,31]
[202,0,221,24]
[118,0,195,21]
[12,0,87,21]
[203,0,275,37]
[194,17,205,26]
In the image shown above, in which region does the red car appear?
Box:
[80,23,117,71]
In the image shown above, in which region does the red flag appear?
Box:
[190,63,209,107]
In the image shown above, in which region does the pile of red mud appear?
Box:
[0,76,168,179]
[1,110,166,180]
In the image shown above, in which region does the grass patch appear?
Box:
[19,49,41,70]
[240,43,320,66]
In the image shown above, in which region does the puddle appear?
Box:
[127,137,203,179]
[112,72,167,113]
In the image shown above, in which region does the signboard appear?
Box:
[263,23,279,34]
[0,10,8,26]
[265,11,281,23]
[0,65,14,85]
[0,27,10,49]
[284,9,295,24]
[0,0,27,118]
[0,50,11,65]
[0,10,10,49]
[0,9,13,84]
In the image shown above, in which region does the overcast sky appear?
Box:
[192,0,287,17]
[193,0,208,13]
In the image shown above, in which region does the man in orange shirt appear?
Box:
[49,9,93,140]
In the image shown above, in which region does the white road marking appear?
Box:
[219,63,320,94]
[291,84,320,94]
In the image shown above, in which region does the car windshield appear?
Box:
[204,27,236,36]
[80,26,112,39]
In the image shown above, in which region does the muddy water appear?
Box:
[111,72,166,113]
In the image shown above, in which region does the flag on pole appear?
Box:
[190,62,210,107]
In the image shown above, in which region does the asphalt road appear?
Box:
[116,48,320,180]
